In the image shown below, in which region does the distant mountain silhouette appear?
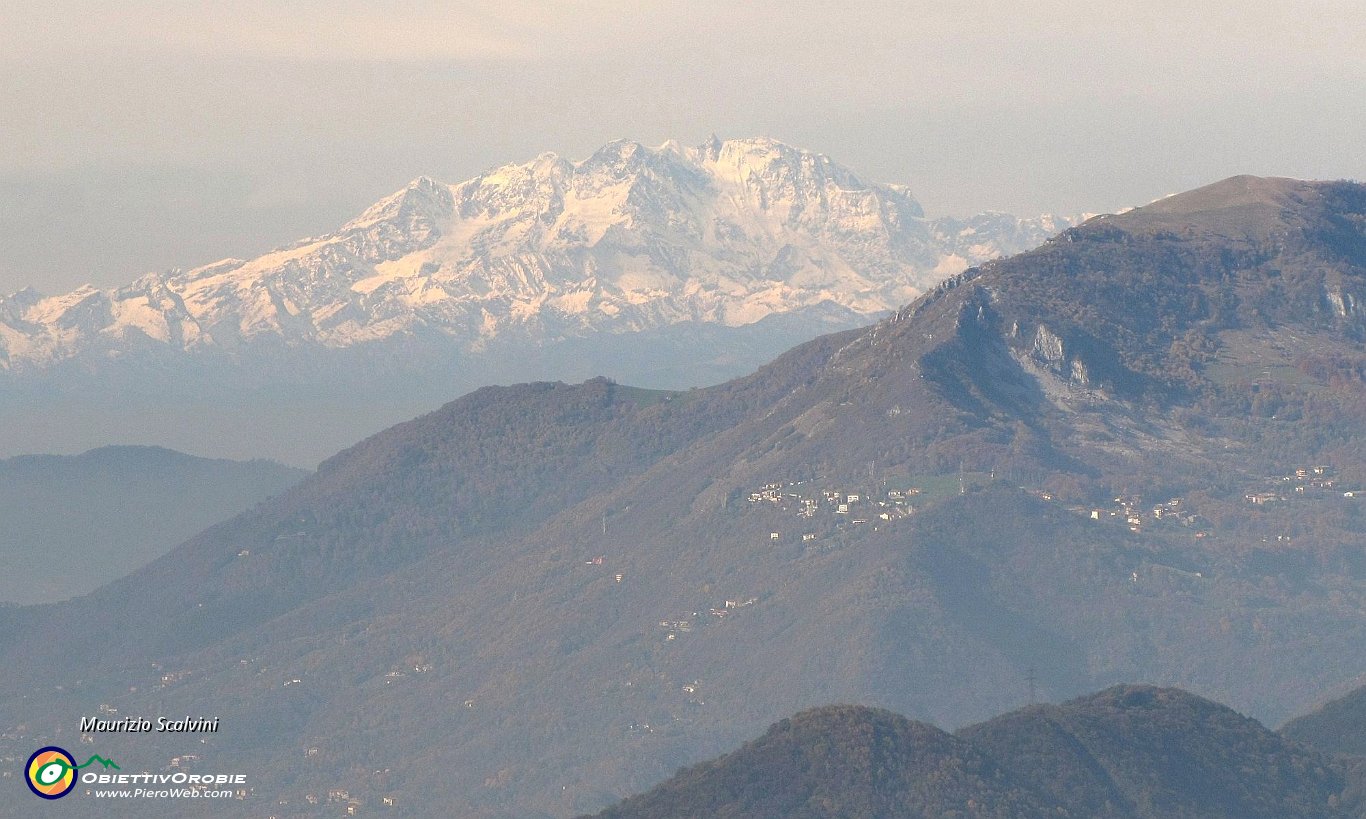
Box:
[0,446,305,603]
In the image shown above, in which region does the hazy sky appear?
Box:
[3,1,1364,293]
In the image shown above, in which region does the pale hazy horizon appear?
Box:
[3,0,1364,293]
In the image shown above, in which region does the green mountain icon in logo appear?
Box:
[77,755,120,771]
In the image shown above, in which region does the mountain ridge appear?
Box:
[1281,679,1366,758]
[1,175,1364,817]
[589,686,1356,819]
[0,137,1075,371]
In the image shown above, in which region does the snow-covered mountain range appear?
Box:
[0,137,1075,372]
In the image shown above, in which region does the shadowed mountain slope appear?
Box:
[592,687,1353,819]
[960,686,1348,819]
[0,177,1364,817]
[1281,680,1366,758]
[588,705,1047,819]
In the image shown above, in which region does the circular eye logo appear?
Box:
[26,746,78,799]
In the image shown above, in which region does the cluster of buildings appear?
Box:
[280,778,397,814]
[1247,465,1360,505]
[747,480,921,542]
[659,596,760,642]
[1085,494,1206,535]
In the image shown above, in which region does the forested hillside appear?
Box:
[591,686,1356,819]
[1,176,1364,816]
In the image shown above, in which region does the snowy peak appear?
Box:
[704,136,892,202]
[0,138,1078,371]
[347,175,456,232]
